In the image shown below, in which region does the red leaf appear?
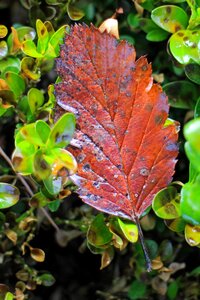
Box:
[55,24,179,221]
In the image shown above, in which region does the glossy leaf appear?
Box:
[152,186,181,219]
[163,81,199,109]
[185,64,200,84]
[164,217,185,232]
[55,24,179,220]
[37,273,55,287]
[0,24,8,38]
[117,218,138,243]
[28,88,44,114]
[21,57,41,81]
[184,118,200,171]
[4,72,25,98]
[5,292,14,300]
[48,25,68,56]
[169,30,200,65]
[0,41,8,59]
[30,247,45,262]
[0,57,20,74]
[146,29,169,42]
[87,214,113,247]
[181,182,200,225]
[47,113,76,148]
[0,183,19,209]
[67,1,85,21]
[36,19,49,54]
[151,5,188,33]
[185,223,200,246]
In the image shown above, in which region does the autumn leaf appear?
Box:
[55,24,178,222]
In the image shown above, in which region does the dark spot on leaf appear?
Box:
[183,36,189,42]
[145,104,153,112]
[155,115,163,124]
[41,28,45,35]
[191,42,197,49]
[174,25,181,32]
[40,160,49,170]
[57,167,69,177]
[166,6,172,14]
[177,32,184,37]
[163,18,169,23]
[83,163,90,171]
[12,156,23,166]
[130,66,135,71]
[87,37,91,41]
[141,65,147,71]
[116,164,122,170]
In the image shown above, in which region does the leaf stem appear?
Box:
[134,215,152,272]
[0,146,60,233]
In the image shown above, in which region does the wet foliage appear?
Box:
[0,0,200,299]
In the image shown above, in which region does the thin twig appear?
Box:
[0,146,60,232]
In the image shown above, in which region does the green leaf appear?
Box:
[0,183,19,209]
[146,29,169,41]
[33,149,52,180]
[152,186,181,219]
[22,39,43,58]
[185,64,200,84]
[15,123,45,147]
[185,142,200,172]
[48,199,61,212]
[87,214,113,247]
[163,81,199,109]
[0,41,8,59]
[5,292,14,300]
[12,146,35,175]
[36,19,49,54]
[159,240,173,261]
[185,223,200,246]
[28,88,44,114]
[117,218,138,243]
[151,5,188,33]
[43,175,62,195]
[37,273,56,287]
[4,72,25,98]
[67,1,85,21]
[0,57,20,74]
[164,217,186,232]
[21,57,41,81]
[127,13,140,28]
[48,25,68,57]
[169,30,200,65]
[36,120,51,144]
[181,182,200,225]
[0,24,8,38]
[139,18,158,33]
[128,280,147,300]
[47,113,76,148]
[184,118,200,152]
[48,148,77,176]
[167,281,179,300]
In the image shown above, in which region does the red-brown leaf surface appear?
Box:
[55,24,179,221]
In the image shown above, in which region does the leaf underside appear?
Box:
[55,24,178,221]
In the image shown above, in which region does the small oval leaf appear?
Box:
[0,183,19,209]
[152,186,181,219]
[151,5,188,33]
